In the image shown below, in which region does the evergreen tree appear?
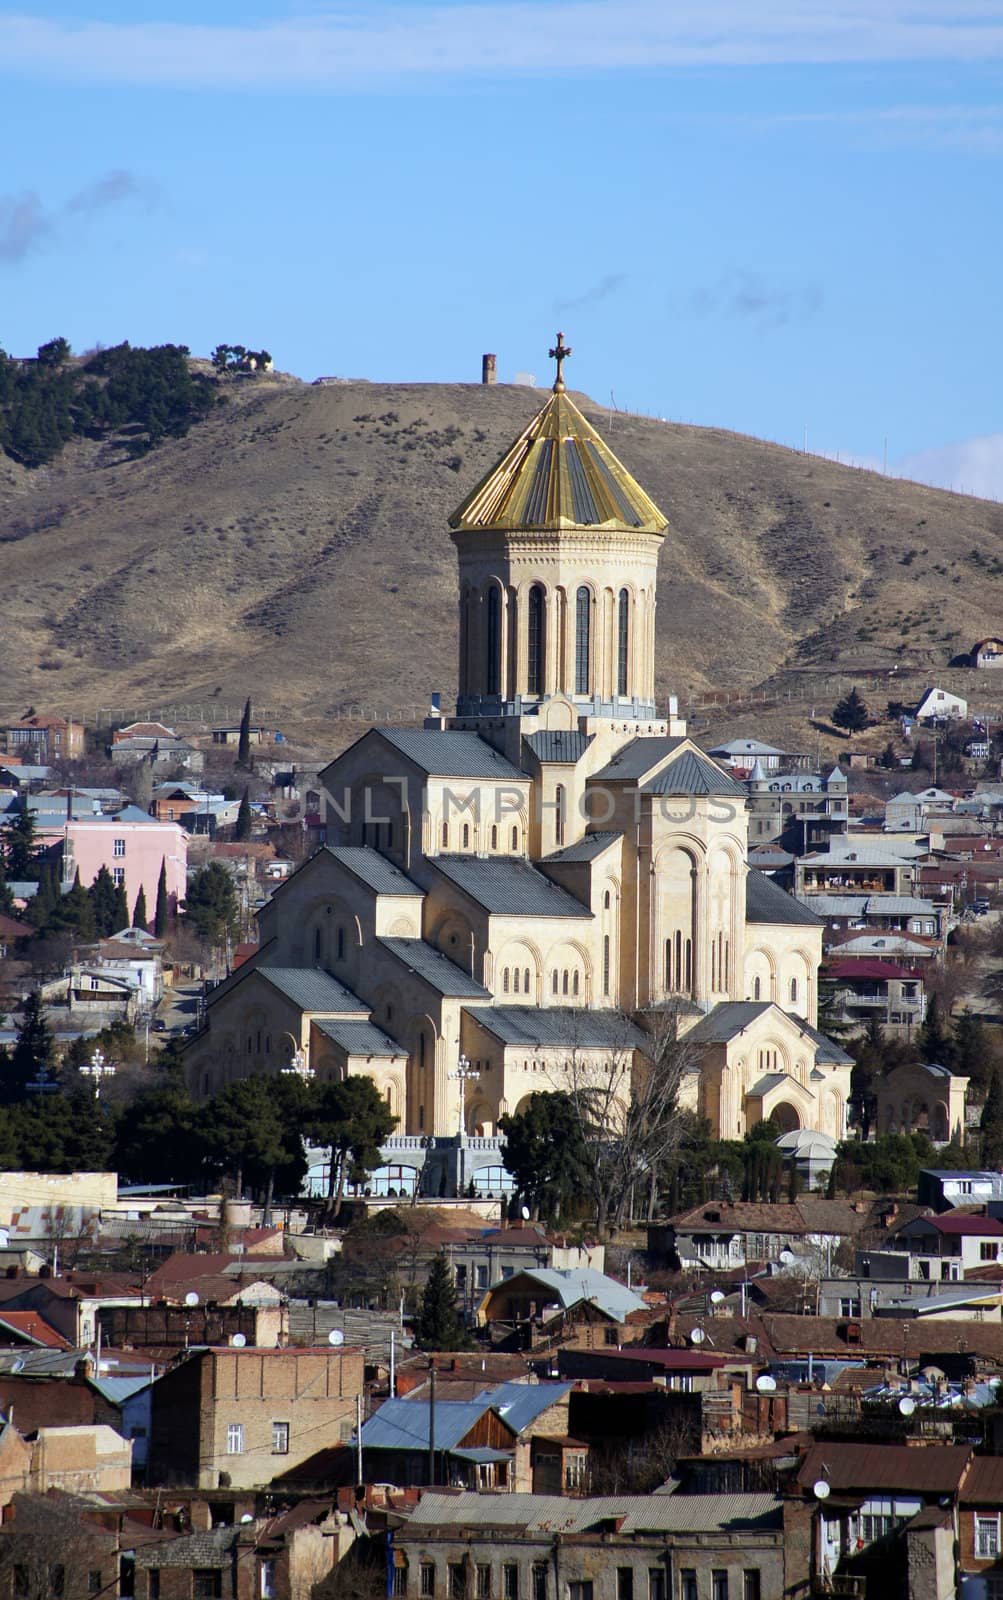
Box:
[234,787,252,841]
[6,991,55,1100]
[50,868,96,941]
[204,1076,287,1198]
[919,993,955,1067]
[237,698,252,768]
[982,1069,1003,1168]
[26,859,60,931]
[0,861,15,917]
[498,1091,590,1222]
[154,858,170,938]
[416,1253,468,1351]
[832,686,870,733]
[89,865,120,938]
[1,805,39,880]
[183,862,239,947]
[306,1075,396,1216]
[952,1009,990,1095]
[132,885,148,931]
[113,878,129,931]
[880,742,899,770]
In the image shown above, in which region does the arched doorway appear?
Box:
[771,1101,802,1135]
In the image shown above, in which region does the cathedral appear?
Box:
[185,337,852,1158]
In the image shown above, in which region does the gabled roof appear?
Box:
[747,869,823,927]
[377,938,491,998]
[449,389,667,535]
[487,1267,645,1322]
[642,750,746,799]
[706,739,784,758]
[473,1381,572,1434]
[683,1001,772,1043]
[375,728,524,780]
[795,1441,971,1496]
[257,967,368,1014]
[323,846,423,897]
[541,831,622,865]
[468,1006,647,1051]
[432,855,591,918]
[903,1213,1003,1238]
[360,1397,512,1453]
[313,1018,406,1058]
[592,736,687,783]
[406,1491,783,1534]
[523,732,593,765]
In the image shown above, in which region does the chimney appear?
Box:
[481,354,497,385]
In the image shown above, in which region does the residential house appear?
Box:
[915,687,968,722]
[212,723,274,748]
[358,1382,572,1490]
[859,1210,1003,1283]
[824,957,927,1033]
[1,714,84,763]
[109,735,204,772]
[958,1456,1003,1597]
[476,1267,646,1347]
[660,1199,862,1274]
[971,638,1003,669]
[797,893,946,941]
[885,787,958,832]
[60,810,187,928]
[918,1170,1003,1213]
[151,784,225,823]
[705,738,787,773]
[744,764,848,850]
[795,840,922,897]
[147,1344,364,1488]
[112,721,179,744]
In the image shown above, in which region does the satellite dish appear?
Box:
[10,1359,24,1374]
[230,1333,247,1348]
[756,1374,777,1393]
[813,1479,831,1501]
[899,1396,916,1416]
[779,1250,795,1267]
[710,1290,726,1306]
[690,1326,706,1345]
[328,1328,345,1346]
[184,1291,199,1308]
[240,1513,254,1524]
[521,1206,531,1221]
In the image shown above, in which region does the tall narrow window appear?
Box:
[555,784,566,847]
[617,588,629,697]
[603,936,611,996]
[575,586,591,695]
[685,938,692,991]
[486,586,501,695]
[665,938,672,991]
[528,584,545,695]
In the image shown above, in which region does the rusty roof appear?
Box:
[960,1457,1003,1503]
[795,1441,972,1496]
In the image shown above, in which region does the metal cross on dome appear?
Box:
[549,331,572,392]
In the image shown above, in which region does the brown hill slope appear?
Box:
[2,375,1002,735]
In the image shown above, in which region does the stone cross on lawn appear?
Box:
[549,331,572,392]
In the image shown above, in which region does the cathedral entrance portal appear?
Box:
[770,1101,802,1135]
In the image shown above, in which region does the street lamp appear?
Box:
[281,1048,314,1080]
[448,1054,481,1137]
[81,1049,116,1098]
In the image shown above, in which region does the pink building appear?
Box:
[61,810,187,924]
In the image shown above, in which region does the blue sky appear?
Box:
[2,1,1003,493]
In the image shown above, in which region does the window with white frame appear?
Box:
[271,1421,289,1454]
[977,1514,1001,1558]
[113,838,126,857]
[113,867,125,886]
[226,1422,244,1454]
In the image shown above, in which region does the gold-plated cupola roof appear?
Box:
[449,335,668,536]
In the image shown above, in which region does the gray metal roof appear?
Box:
[541,831,622,864]
[361,1398,499,1453]
[789,1015,855,1066]
[89,1375,152,1405]
[475,1381,573,1433]
[592,736,686,782]
[433,856,591,918]
[377,728,524,779]
[523,732,594,765]
[683,1002,772,1044]
[314,1018,406,1057]
[405,1491,783,1534]
[747,1072,792,1098]
[136,1528,239,1570]
[324,845,424,897]
[491,1267,645,1323]
[747,869,824,926]
[378,938,491,997]
[468,1006,647,1051]
[706,739,784,758]
[643,749,746,799]
[795,894,869,918]
[258,967,368,1014]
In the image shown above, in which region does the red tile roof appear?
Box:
[0,1312,69,1348]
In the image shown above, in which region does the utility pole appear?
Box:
[427,1362,437,1485]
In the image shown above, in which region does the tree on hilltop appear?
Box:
[832,686,870,733]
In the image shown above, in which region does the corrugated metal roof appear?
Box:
[523,732,594,765]
[433,856,591,918]
[449,390,667,535]
[258,967,368,1014]
[377,728,524,779]
[746,1072,791,1098]
[468,1006,647,1051]
[361,1398,497,1452]
[643,750,746,799]
[747,870,823,927]
[491,1267,645,1323]
[592,736,687,782]
[324,846,424,897]
[313,1018,406,1057]
[89,1375,152,1405]
[135,1528,240,1569]
[405,1491,783,1533]
[789,1015,855,1065]
[684,1002,772,1044]
[473,1382,572,1433]
[795,1441,971,1495]
[541,831,622,864]
[378,938,491,997]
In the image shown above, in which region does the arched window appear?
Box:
[617,588,629,697]
[503,968,510,993]
[790,977,798,1004]
[665,938,672,991]
[572,970,580,996]
[336,927,345,961]
[486,586,501,695]
[524,967,531,994]
[511,825,519,851]
[753,976,761,1001]
[552,970,558,995]
[491,825,498,850]
[603,935,611,996]
[575,586,591,695]
[555,784,566,847]
[528,584,545,696]
[462,823,470,849]
[441,820,449,848]
[562,970,570,995]
[685,939,693,991]
[314,928,322,961]
[513,968,520,993]
[603,889,611,910]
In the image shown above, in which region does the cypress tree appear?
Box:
[237,698,252,768]
[234,787,252,842]
[89,865,119,937]
[982,1069,1003,1168]
[919,994,955,1067]
[416,1253,468,1351]
[133,885,148,931]
[113,878,129,931]
[154,858,169,937]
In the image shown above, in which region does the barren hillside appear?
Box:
[2,373,1002,743]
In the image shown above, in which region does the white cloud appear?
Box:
[892,434,1003,500]
[3,4,1003,89]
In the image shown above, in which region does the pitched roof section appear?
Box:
[376,728,525,780]
[407,1491,783,1534]
[541,831,622,864]
[313,1019,406,1057]
[523,731,594,765]
[377,938,491,998]
[449,389,667,535]
[592,736,687,782]
[747,869,824,927]
[643,749,746,799]
[324,846,424,897]
[468,1006,647,1051]
[493,1267,646,1323]
[432,855,591,918]
[257,967,368,1014]
[684,1001,772,1044]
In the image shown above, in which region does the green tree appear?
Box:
[237,698,252,768]
[0,860,14,917]
[204,1076,287,1199]
[234,787,252,841]
[416,1252,469,1351]
[183,862,239,947]
[36,336,71,367]
[1,805,39,880]
[982,1069,1003,1167]
[89,865,121,938]
[114,1082,207,1185]
[113,877,129,931]
[154,858,170,937]
[952,1009,991,1095]
[880,742,899,770]
[132,885,148,931]
[499,1090,590,1222]
[832,686,870,733]
[5,991,55,1100]
[918,992,955,1067]
[307,1075,396,1216]
[49,869,96,940]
